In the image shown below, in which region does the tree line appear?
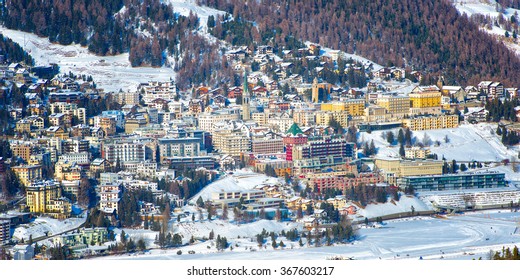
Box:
[198,0,520,87]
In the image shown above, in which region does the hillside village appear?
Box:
[1,24,520,260]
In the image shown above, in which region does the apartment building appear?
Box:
[198,109,240,132]
[403,114,458,131]
[212,122,251,156]
[158,137,201,163]
[99,183,122,214]
[101,139,146,163]
[376,95,410,118]
[26,180,71,218]
[12,165,42,186]
[320,100,365,116]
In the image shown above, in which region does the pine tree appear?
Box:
[386,131,395,145]
[399,143,405,157]
[397,129,405,145]
[209,230,215,240]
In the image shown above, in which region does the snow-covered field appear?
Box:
[189,170,282,204]
[98,209,520,260]
[0,27,176,92]
[13,215,86,241]
[164,0,226,32]
[356,195,431,219]
[361,123,519,164]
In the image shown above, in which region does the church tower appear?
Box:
[242,71,251,120]
[312,77,319,103]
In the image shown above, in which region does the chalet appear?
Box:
[212,94,227,107]
[149,98,169,111]
[225,49,247,61]
[410,71,423,82]
[282,50,294,59]
[257,45,274,55]
[8,63,23,72]
[464,108,488,123]
[228,86,243,98]
[252,86,268,97]
[90,126,105,138]
[505,88,518,98]
[308,44,321,55]
[373,67,392,79]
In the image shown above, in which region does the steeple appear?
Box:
[312,77,319,103]
[242,70,251,120]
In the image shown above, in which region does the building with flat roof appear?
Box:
[397,172,506,192]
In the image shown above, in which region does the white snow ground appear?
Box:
[13,215,86,241]
[188,169,282,204]
[97,209,520,260]
[163,0,227,33]
[362,123,519,164]
[451,0,520,55]
[0,27,176,92]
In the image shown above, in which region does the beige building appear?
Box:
[113,91,140,106]
[212,123,251,156]
[252,112,268,125]
[374,158,443,185]
[50,102,86,124]
[405,147,431,159]
[11,141,35,162]
[198,109,240,133]
[403,115,458,131]
[293,109,315,126]
[125,117,148,134]
[376,95,410,118]
[364,105,388,122]
[315,111,349,128]
[267,116,293,133]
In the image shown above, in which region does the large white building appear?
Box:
[198,109,240,133]
[58,152,90,164]
[212,121,251,156]
[139,81,178,104]
[101,139,146,163]
[99,183,121,214]
[49,102,86,124]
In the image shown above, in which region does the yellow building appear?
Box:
[374,158,443,185]
[26,180,71,218]
[315,111,349,128]
[11,141,34,162]
[376,96,410,118]
[12,165,42,187]
[403,114,458,131]
[320,100,365,116]
[409,91,441,109]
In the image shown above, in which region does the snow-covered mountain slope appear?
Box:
[0,27,176,92]
[452,0,520,56]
